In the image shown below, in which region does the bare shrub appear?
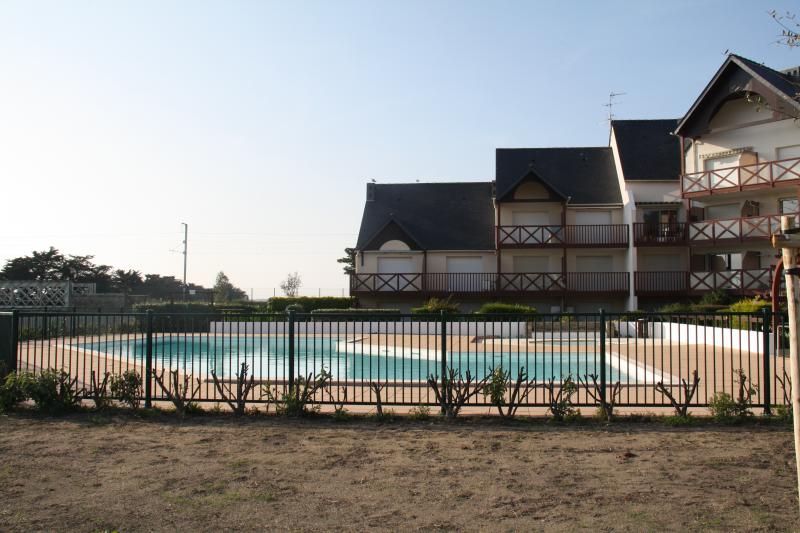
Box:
[211,362,256,415]
[579,373,621,421]
[153,369,201,415]
[482,366,536,418]
[263,369,331,416]
[88,370,111,410]
[545,375,578,421]
[370,382,384,416]
[426,368,491,418]
[655,370,700,417]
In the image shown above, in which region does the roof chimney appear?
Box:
[366,182,375,201]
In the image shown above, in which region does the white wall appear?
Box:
[618,320,764,353]
[686,116,800,174]
[211,321,528,338]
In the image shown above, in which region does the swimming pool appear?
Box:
[79,335,631,382]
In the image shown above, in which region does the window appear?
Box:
[777,144,800,161]
[780,197,799,215]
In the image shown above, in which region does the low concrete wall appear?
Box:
[618,320,764,354]
[210,321,528,338]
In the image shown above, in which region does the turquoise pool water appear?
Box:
[79,336,629,382]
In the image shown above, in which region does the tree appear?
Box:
[213,271,248,302]
[337,247,356,275]
[110,269,144,294]
[0,247,65,280]
[770,9,800,47]
[280,272,302,297]
[0,247,213,300]
[0,247,113,290]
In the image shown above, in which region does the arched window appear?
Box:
[514,181,550,200]
[379,240,410,251]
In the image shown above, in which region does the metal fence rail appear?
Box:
[0,309,790,413]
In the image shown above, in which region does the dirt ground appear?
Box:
[0,412,797,532]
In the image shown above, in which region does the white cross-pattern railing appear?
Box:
[681,156,800,197]
[0,281,96,308]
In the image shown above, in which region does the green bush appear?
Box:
[411,296,460,314]
[621,310,646,321]
[475,302,537,315]
[0,371,34,412]
[110,370,143,410]
[663,414,694,426]
[658,302,692,314]
[726,297,770,313]
[689,303,728,313]
[310,308,401,315]
[708,370,757,423]
[407,405,432,420]
[265,297,356,313]
[132,302,226,333]
[29,370,83,413]
[699,288,731,306]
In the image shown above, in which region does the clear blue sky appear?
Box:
[1,0,799,297]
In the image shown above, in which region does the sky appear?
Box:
[2,0,800,299]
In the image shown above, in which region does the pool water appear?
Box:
[79,335,630,382]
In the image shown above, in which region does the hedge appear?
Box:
[265,297,356,313]
[310,308,401,314]
[131,302,228,332]
[475,302,537,315]
[410,297,460,314]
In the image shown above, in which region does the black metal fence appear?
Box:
[0,309,790,413]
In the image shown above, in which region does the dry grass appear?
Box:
[0,411,797,532]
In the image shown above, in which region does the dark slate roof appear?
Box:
[611,119,680,181]
[734,54,800,104]
[495,147,622,204]
[675,53,800,136]
[356,182,495,250]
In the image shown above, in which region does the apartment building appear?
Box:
[350,54,800,312]
[634,54,800,308]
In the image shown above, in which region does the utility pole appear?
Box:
[181,222,188,301]
[772,215,800,512]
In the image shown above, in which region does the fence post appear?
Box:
[8,310,19,374]
[288,310,295,396]
[440,310,447,415]
[144,309,153,409]
[763,307,772,415]
[599,308,606,405]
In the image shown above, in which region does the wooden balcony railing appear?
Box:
[633,223,687,246]
[681,156,800,198]
[497,224,629,247]
[350,272,629,295]
[634,268,773,295]
[687,213,799,245]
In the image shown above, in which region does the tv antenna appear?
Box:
[603,91,626,123]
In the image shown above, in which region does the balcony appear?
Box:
[633,222,687,246]
[634,268,773,296]
[497,224,629,248]
[350,272,629,296]
[681,157,800,198]
[634,213,800,247]
[687,213,798,245]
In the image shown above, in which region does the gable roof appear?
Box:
[495,147,622,204]
[675,53,800,137]
[355,182,495,251]
[611,119,680,181]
